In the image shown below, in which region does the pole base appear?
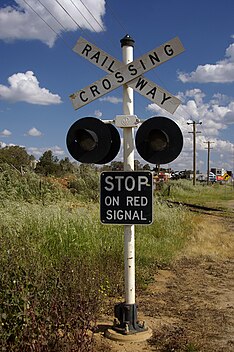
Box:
[111,302,150,335]
[105,326,152,342]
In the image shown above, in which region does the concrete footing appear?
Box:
[104,326,153,342]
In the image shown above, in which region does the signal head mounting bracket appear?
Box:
[115,115,140,128]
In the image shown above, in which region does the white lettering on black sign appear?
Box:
[100,172,153,225]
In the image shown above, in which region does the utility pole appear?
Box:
[204,141,214,185]
[187,121,202,186]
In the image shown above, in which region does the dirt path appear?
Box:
[95,212,234,352]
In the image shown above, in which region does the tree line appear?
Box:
[0,145,152,177]
[0,146,72,176]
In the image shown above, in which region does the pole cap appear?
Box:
[120,34,135,47]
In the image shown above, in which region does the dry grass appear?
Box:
[180,214,234,259]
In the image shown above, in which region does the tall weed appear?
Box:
[0,170,194,351]
[168,179,234,206]
[0,203,105,351]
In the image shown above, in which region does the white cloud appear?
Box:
[100,96,122,104]
[146,88,234,171]
[0,129,12,137]
[224,108,234,124]
[0,141,7,148]
[0,141,16,148]
[0,142,65,158]
[25,127,42,137]
[49,145,65,156]
[0,71,62,105]
[0,0,106,47]
[27,145,65,157]
[94,110,103,118]
[210,93,232,105]
[147,88,234,137]
[178,39,234,83]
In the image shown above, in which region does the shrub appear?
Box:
[0,171,195,351]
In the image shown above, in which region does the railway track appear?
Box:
[165,199,233,216]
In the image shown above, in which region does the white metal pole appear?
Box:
[121,35,135,305]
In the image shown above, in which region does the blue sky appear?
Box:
[1,0,234,173]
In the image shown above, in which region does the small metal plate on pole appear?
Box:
[100,171,153,225]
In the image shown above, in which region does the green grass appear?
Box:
[137,200,191,263]
[164,179,234,208]
[3,169,233,351]
[0,198,191,291]
[0,168,195,351]
[0,199,192,349]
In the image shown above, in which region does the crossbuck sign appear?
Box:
[70,37,185,114]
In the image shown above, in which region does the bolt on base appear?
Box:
[113,302,148,335]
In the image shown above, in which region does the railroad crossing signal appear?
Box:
[70,37,184,114]
[66,35,185,338]
[67,36,184,165]
[66,117,120,164]
[136,116,183,164]
[66,115,183,165]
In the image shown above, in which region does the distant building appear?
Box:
[30,159,39,169]
[210,168,226,181]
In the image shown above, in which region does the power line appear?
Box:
[23,0,116,62]
[105,1,129,35]
[37,0,68,33]
[78,0,106,32]
[25,0,94,42]
[54,0,114,52]
[22,0,72,50]
[73,0,123,54]
[54,0,83,31]
[23,0,105,52]
[68,0,115,52]
[83,0,126,51]
[25,0,194,122]
[69,0,101,34]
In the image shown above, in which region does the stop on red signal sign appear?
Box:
[100,171,153,225]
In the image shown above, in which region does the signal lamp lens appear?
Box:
[148,129,168,152]
[66,117,121,164]
[75,129,98,152]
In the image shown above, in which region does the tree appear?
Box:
[110,161,124,171]
[134,160,143,170]
[35,150,60,176]
[59,157,74,174]
[143,163,151,170]
[0,146,32,170]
